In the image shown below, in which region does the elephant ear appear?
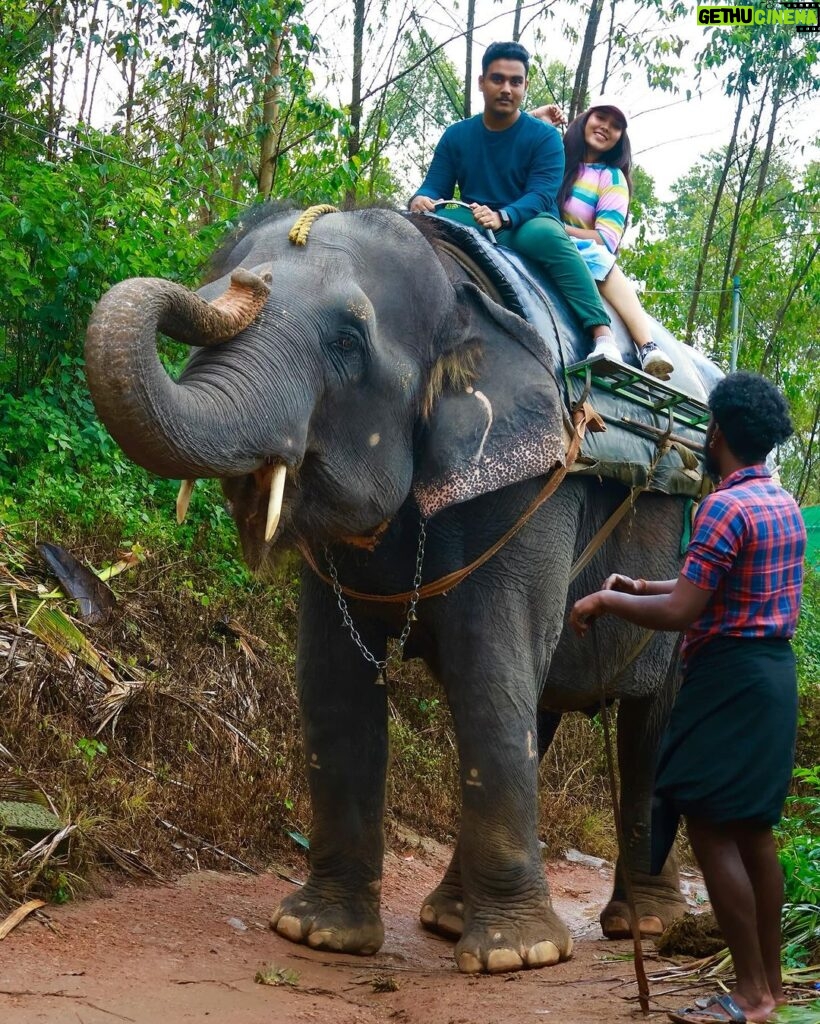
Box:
[414,282,567,518]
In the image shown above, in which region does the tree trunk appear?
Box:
[86,0,112,127]
[345,0,366,203]
[684,85,745,345]
[601,0,618,92]
[257,33,283,198]
[123,1,145,145]
[759,239,819,373]
[512,0,524,41]
[714,76,769,350]
[570,0,605,121]
[78,0,101,126]
[794,396,820,505]
[716,70,784,347]
[464,0,475,118]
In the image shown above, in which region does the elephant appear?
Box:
[84,203,712,975]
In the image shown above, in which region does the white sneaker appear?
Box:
[639,341,674,380]
[588,336,623,364]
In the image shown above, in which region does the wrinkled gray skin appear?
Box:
[85,207,687,974]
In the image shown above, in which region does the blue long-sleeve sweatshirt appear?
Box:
[413,113,564,228]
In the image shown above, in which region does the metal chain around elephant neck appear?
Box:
[325,517,427,685]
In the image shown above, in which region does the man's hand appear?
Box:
[569,592,605,637]
[531,104,566,127]
[469,204,502,231]
[409,195,437,213]
[601,574,646,595]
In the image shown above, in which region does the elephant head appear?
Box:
[85,208,567,566]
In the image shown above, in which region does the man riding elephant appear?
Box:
[409,40,619,367]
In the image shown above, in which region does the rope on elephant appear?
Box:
[288,205,340,246]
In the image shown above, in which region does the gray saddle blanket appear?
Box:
[429,216,722,498]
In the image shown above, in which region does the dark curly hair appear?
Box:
[709,371,793,464]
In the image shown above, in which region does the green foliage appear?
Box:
[623,149,819,502]
[0,135,218,394]
[778,765,820,907]
[795,568,820,698]
[776,763,820,969]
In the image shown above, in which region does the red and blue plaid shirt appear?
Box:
[681,464,806,664]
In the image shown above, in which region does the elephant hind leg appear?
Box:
[601,849,688,939]
[419,843,465,939]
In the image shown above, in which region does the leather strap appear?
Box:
[298,403,593,603]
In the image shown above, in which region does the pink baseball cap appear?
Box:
[587,95,630,126]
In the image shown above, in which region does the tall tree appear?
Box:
[463,0,475,119]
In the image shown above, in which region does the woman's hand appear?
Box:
[569,592,605,636]
[531,104,566,127]
[601,574,646,594]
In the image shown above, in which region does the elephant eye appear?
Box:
[336,334,354,351]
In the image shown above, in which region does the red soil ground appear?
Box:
[0,834,708,1024]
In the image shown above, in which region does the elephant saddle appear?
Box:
[421,214,720,501]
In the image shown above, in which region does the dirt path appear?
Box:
[0,836,707,1024]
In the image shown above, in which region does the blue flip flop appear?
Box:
[667,993,748,1024]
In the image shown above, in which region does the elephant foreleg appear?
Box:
[432,618,572,973]
[270,570,389,955]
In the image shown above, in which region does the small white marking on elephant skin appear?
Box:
[472,390,494,467]
[527,730,537,760]
[284,437,294,449]
[368,879,382,894]
[493,932,502,941]
[310,752,321,770]
[465,386,474,394]
[368,433,380,447]
[466,767,482,788]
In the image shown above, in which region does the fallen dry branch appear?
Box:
[0,898,46,940]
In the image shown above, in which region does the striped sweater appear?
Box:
[561,163,629,254]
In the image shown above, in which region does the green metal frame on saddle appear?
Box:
[565,355,711,435]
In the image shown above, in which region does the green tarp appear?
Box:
[803,506,820,568]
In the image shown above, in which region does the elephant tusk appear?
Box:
[265,464,287,542]
[176,479,196,524]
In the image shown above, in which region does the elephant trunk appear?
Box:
[85,269,276,480]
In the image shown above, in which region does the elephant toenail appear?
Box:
[525,940,560,966]
[487,948,523,973]
[457,952,483,974]
[275,915,304,941]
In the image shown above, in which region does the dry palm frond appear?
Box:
[94,836,162,881]
[93,679,146,733]
[156,818,258,873]
[0,777,42,804]
[25,604,119,685]
[14,823,77,873]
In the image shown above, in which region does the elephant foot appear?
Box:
[454,906,573,974]
[270,882,384,955]
[600,892,687,940]
[419,880,465,938]
[600,901,666,939]
[602,852,689,940]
